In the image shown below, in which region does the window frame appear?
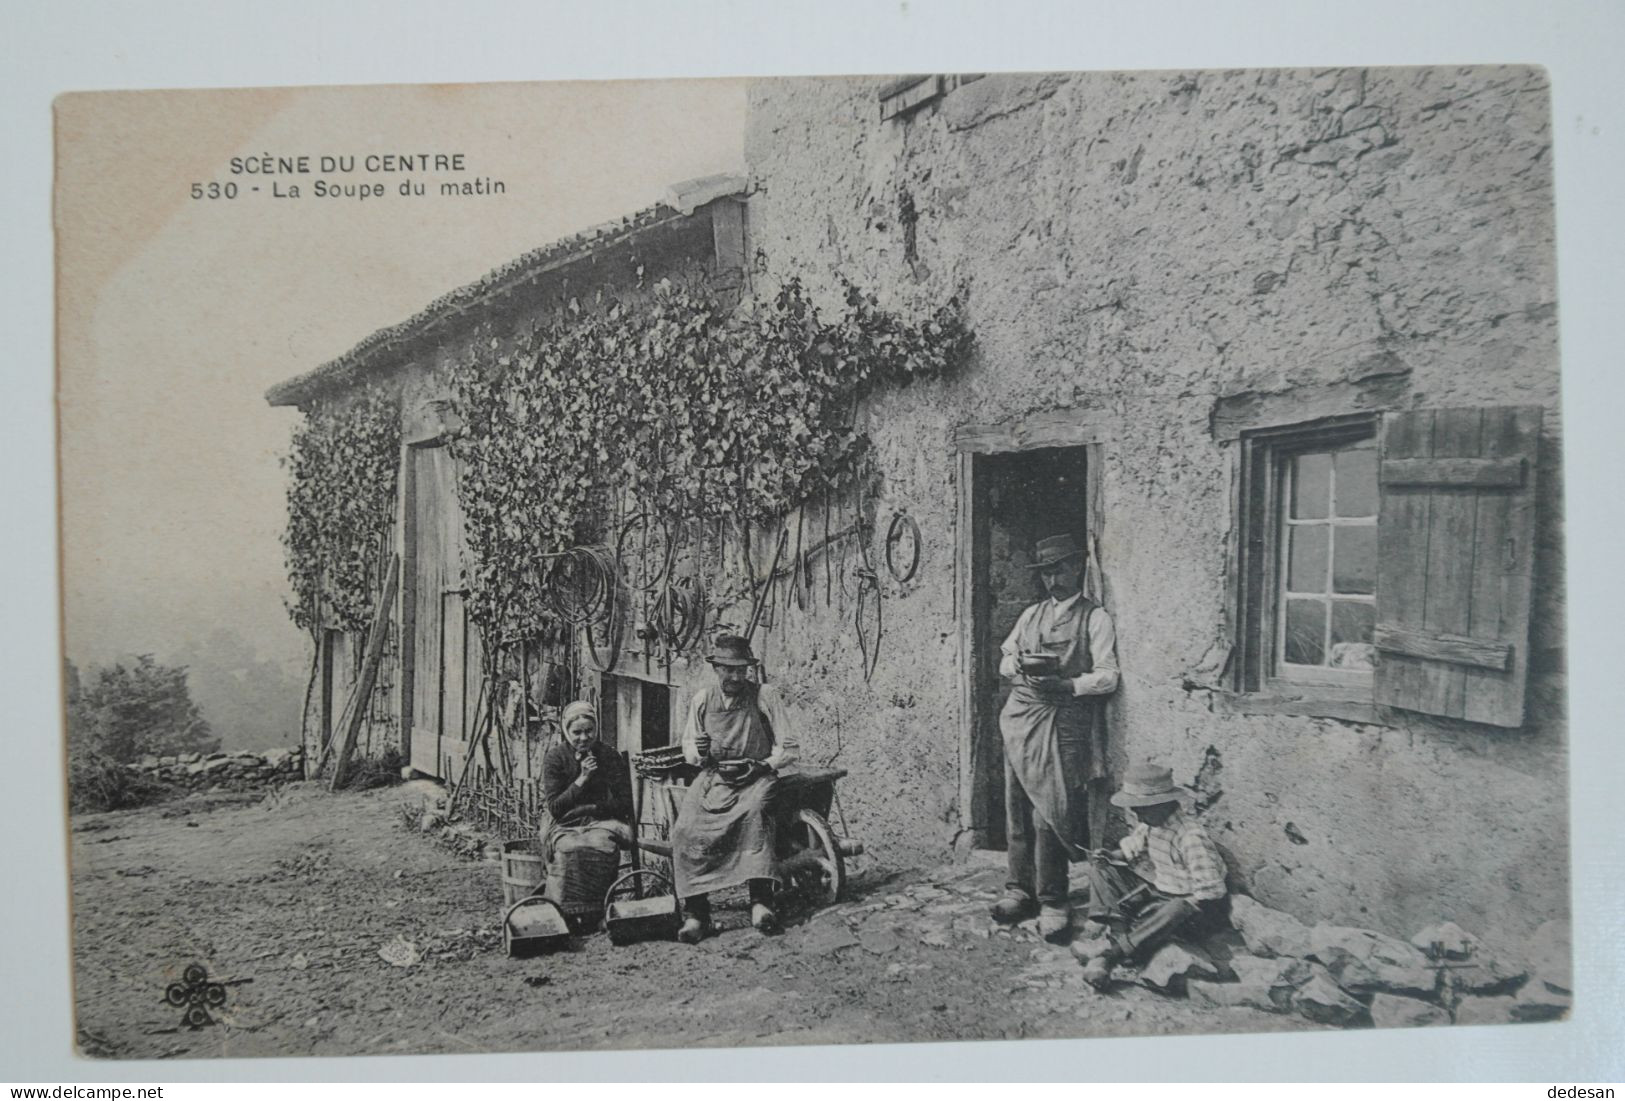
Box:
[1267,432,1379,694]
[1234,413,1381,709]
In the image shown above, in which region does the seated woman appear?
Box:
[538,700,633,862]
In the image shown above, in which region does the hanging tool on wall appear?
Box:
[791,506,808,613]
[822,492,833,608]
[651,575,707,652]
[854,564,882,682]
[885,510,921,583]
[744,526,789,646]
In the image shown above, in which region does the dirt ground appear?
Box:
[68,781,1316,1060]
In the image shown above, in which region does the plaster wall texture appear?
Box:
[739,66,1565,952]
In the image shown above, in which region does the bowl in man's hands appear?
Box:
[1019,652,1061,676]
[714,759,754,781]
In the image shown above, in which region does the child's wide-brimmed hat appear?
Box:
[1109,762,1193,808]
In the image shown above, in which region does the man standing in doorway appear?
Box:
[993,532,1120,942]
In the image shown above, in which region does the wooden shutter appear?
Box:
[1373,406,1541,727]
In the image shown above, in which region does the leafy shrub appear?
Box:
[68,749,167,814]
[69,655,218,764]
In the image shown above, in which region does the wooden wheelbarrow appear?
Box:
[630,764,864,912]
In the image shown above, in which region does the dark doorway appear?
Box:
[598,673,620,751]
[640,681,673,750]
[601,674,672,754]
[967,445,1090,850]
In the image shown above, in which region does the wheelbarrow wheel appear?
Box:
[788,809,845,906]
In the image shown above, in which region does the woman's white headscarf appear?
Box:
[562,700,597,731]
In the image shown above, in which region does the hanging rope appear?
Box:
[615,510,674,594]
[544,545,617,625]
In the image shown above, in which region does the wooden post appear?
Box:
[311,677,360,779]
[328,556,401,791]
[298,629,321,780]
[520,639,533,782]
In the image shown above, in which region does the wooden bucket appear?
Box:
[500,839,547,906]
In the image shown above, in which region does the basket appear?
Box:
[604,869,681,946]
[633,745,695,779]
[503,895,571,957]
[543,836,620,917]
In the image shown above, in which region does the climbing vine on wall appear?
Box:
[447,276,972,640]
[282,387,401,634]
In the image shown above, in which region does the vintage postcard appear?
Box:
[56,68,1570,1061]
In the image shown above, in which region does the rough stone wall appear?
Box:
[128,747,306,792]
[741,67,1564,952]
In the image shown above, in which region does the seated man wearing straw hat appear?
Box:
[1071,761,1229,991]
[993,531,1120,942]
[672,634,798,943]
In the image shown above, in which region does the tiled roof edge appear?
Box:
[265,175,747,408]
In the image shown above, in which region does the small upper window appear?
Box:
[878,74,984,121]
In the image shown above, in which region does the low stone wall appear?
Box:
[127,747,305,793]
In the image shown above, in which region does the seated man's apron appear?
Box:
[672,687,781,897]
[999,597,1105,856]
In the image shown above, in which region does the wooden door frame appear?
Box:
[400,426,461,776]
[398,439,419,767]
[952,410,1112,850]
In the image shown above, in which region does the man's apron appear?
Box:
[672,686,780,896]
[999,596,1105,858]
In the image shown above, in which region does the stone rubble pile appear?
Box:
[794,863,1571,1032]
[126,747,306,793]
[1185,897,1572,1028]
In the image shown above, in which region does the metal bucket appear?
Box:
[500,839,547,906]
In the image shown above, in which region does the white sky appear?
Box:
[56,80,747,674]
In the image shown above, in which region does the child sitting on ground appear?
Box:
[1072,761,1228,991]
